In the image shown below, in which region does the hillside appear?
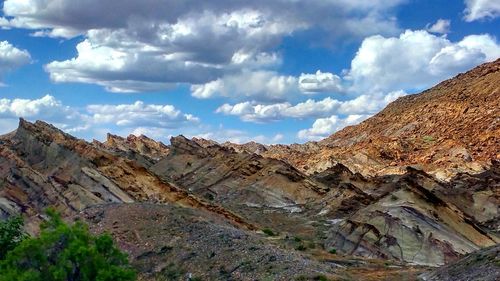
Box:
[0,60,499,280]
[260,59,500,179]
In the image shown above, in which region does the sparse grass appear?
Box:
[422,135,435,143]
[295,244,307,251]
[314,275,329,281]
[204,193,215,201]
[262,228,276,236]
[159,263,185,280]
[294,236,302,242]
[390,195,399,201]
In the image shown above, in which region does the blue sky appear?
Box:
[0,0,499,144]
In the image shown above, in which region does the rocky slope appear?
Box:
[100,129,499,267]
[260,59,500,179]
[418,244,500,281]
[0,60,499,280]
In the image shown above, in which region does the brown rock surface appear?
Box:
[261,59,500,179]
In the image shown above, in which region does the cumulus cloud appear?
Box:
[347,30,500,93]
[87,101,199,128]
[298,71,343,94]
[0,41,31,83]
[297,115,370,141]
[426,19,451,34]
[216,90,405,122]
[0,95,87,132]
[191,70,298,102]
[464,0,500,21]
[0,95,199,138]
[1,0,403,92]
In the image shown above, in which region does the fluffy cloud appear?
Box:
[87,101,199,128]
[1,0,403,92]
[426,19,451,34]
[0,95,199,138]
[191,70,298,102]
[297,115,370,141]
[347,30,500,93]
[216,91,405,122]
[0,95,86,131]
[0,41,31,83]
[298,71,343,94]
[464,0,500,21]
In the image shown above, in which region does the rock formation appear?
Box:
[1,59,499,279]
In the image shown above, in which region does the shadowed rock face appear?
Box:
[0,60,499,278]
[418,244,500,281]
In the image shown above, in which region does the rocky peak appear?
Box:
[102,132,169,160]
[169,135,209,157]
[221,141,269,154]
[15,118,77,144]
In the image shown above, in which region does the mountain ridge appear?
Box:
[0,59,499,280]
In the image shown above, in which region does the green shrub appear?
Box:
[328,248,336,254]
[422,135,435,143]
[0,216,28,260]
[295,244,306,251]
[314,275,328,281]
[262,228,276,236]
[0,209,136,281]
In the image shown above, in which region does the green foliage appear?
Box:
[0,216,28,260]
[295,244,306,251]
[262,228,276,236]
[422,135,435,143]
[328,248,336,254]
[313,275,328,281]
[0,209,136,281]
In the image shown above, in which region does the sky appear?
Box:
[0,0,499,144]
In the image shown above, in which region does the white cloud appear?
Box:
[216,90,406,122]
[464,0,500,21]
[0,41,31,83]
[0,95,87,132]
[297,114,370,141]
[1,0,403,92]
[87,101,199,129]
[0,95,199,138]
[298,70,343,94]
[426,19,451,34]
[347,30,500,93]
[191,70,298,102]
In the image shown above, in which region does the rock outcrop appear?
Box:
[261,59,500,179]
[1,60,499,279]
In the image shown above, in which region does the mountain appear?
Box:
[260,58,500,180]
[0,60,499,280]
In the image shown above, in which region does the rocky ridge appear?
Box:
[256,59,500,180]
[0,60,499,280]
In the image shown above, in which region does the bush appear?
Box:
[0,209,136,281]
[262,228,276,236]
[328,248,336,254]
[295,244,306,251]
[0,216,28,260]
